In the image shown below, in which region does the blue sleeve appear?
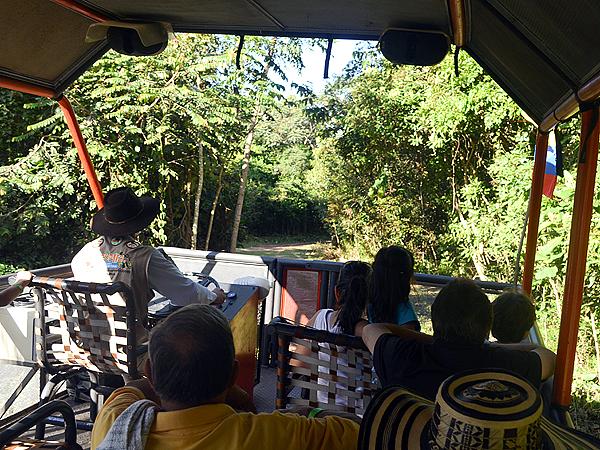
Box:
[397,301,421,331]
[147,250,216,306]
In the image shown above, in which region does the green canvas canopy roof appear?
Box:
[2,0,600,130]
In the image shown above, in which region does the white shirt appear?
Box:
[311,309,350,407]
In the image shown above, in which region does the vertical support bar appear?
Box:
[552,104,600,407]
[448,0,466,47]
[327,270,338,309]
[57,96,104,209]
[275,334,291,410]
[319,271,329,310]
[273,265,284,318]
[522,131,549,294]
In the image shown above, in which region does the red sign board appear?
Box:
[280,268,321,324]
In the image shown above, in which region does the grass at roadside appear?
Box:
[572,380,600,437]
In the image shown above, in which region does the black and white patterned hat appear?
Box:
[358,369,600,450]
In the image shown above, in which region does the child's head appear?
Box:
[370,246,414,323]
[432,278,492,345]
[492,290,536,343]
[335,261,372,335]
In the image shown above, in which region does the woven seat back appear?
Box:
[270,317,379,416]
[33,278,138,378]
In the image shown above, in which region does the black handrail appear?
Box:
[275,257,516,293]
[268,316,367,350]
[413,272,517,293]
[0,400,79,447]
[28,275,132,296]
[0,264,72,288]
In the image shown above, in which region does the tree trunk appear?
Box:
[190,142,204,250]
[205,164,224,251]
[229,39,275,253]
[229,114,259,253]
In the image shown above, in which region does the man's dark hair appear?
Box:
[149,304,234,407]
[492,290,536,343]
[431,278,492,345]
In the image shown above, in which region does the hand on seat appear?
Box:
[15,271,33,287]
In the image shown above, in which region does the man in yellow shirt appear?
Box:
[91,304,359,450]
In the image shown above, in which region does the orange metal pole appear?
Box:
[552,104,600,407]
[0,77,56,99]
[57,96,104,209]
[522,131,549,295]
[49,0,109,22]
[448,0,466,47]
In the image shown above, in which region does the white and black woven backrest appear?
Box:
[271,317,379,416]
[33,277,138,378]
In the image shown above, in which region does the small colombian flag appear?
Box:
[542,130,562,198]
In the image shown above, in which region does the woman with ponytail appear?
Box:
[304,260,371,407]
[307,260,372,336]
[368,246,420,330]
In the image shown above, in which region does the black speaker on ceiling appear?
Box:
[106,27,168,57]
[379,29,450,66]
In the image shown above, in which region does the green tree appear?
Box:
[312,50,524,265]
[228,37,305,252]
[0,35,247,267]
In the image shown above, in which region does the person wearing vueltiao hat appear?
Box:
[358,369,600,450]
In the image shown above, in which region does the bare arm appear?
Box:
[0,271,32,307]
[362,323,433,353]
[532,347,556,381]
[353,319,368,337]
[295,311,320,367]
[489,342,557,381]
[488,342,539,351]
[306,312,318,328]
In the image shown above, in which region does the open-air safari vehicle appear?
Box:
[2,0,600,447]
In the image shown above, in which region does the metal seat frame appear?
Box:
[0,399,82,450]
[32,277,140,438]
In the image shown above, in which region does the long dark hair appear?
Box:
[370,246,414,323]
[334,261,371,335]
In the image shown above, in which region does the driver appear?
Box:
[71,187,225,342]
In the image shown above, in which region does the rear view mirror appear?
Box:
[106,27,167,56]
[379,29,450,66]
[87,21,170,57]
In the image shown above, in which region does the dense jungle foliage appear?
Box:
[1,35,599,431]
